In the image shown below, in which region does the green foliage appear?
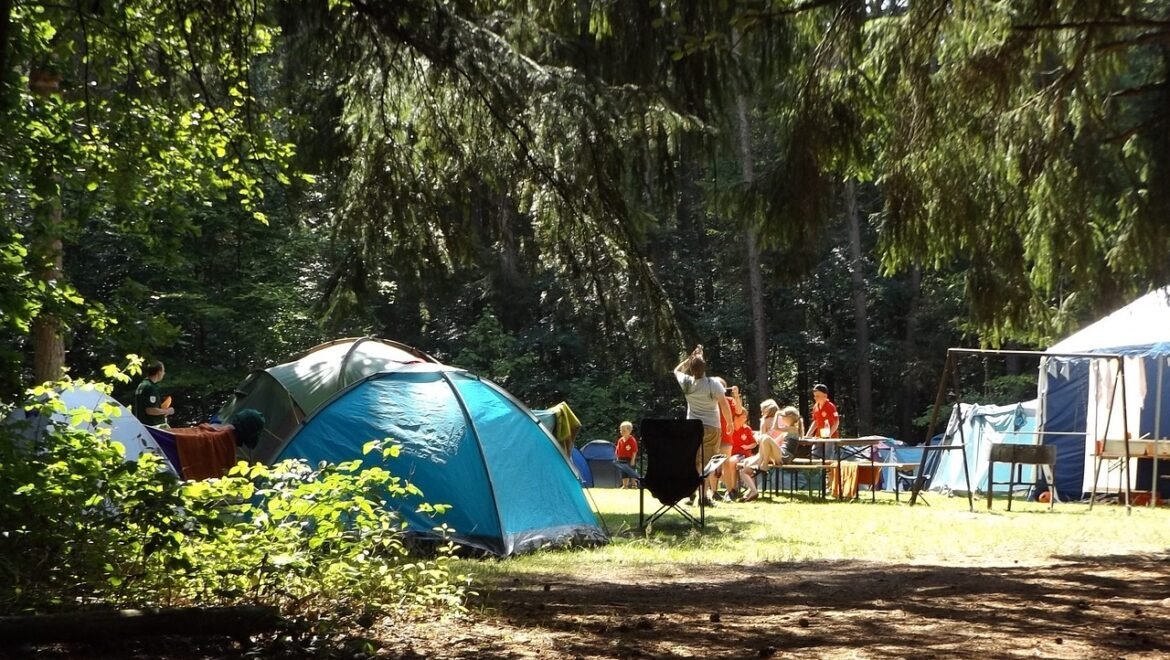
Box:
[449,311,538,391]
[0,387,185,612]
[871,1,1170,342]
[0,380,468,625]
[168,455,468,625]
[1,0,298,388]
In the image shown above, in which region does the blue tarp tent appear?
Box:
[927,401,1042,495]
[274,363,607,556]
[1039,288,1170,499]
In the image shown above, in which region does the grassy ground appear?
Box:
[461,486,1170,580]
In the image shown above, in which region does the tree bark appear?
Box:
[0,606,283,645]
[30,69,67,384]
[898,266,922,440]
[734,79,770,412]
[676,139,703,314]
[0,0,12,92]
[845,179,872,434]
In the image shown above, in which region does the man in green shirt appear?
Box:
[133,361,174,426]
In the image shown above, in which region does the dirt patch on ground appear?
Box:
[9,554,1170,658]
[377,554,1170,659]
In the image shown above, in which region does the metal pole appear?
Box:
[910,351,953,505]
[953,356,974,512]
[1155,357,1164,508]
[1090,362,1120,511]
[1119,357,1133,515]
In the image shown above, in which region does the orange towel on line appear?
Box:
[173,424,239,481]
[829,463,882,498]
[830,462,859,499]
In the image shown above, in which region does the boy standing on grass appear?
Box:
[615,421,638,488]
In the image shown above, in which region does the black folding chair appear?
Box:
[615,418,726,530]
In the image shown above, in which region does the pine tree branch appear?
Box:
[1014,18,1170,31]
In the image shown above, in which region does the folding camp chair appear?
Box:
[615,419,726,530]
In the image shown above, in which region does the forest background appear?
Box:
[3,0,1168,444]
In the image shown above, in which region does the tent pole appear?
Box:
[1155,358,1164,508]
[952,356,974,512]
[1090,362,1120,511]
[1119,358,1133,515]
[910,350,953,506]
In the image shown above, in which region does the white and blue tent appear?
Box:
[6,384,177,474]
[273,363,607,556]
[1039,288,1170,499]
[927,401,1041,495]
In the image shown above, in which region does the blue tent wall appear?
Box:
[1039,289,1170,499]
[1039,359,1091,499]
[876,441,922,492]
[580,440,616,461]
[1040,350,1170,499]
[277,367,606,556]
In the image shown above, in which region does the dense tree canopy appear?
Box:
[2,0,1168,440]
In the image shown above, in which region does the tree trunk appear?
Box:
[734,77,770,413]
[0,0,12,92]
[30,69,66,384]
[845,179,872,434]
[676,140,701,313]
[898,266,922,440]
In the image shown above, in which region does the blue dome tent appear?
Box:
[580,440,620,488]
[274,363,607,556]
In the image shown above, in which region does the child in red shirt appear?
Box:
[722,403,759,501]
[615,421,638,488]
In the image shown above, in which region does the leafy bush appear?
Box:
[0,382,468,630]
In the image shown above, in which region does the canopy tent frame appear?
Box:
[909,348,1135,513]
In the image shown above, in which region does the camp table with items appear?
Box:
[1090,437,1170,508]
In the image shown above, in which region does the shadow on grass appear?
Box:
[457,553,1170,659]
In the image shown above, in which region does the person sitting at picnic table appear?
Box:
[722,403,759,501]
[741,402,803,477]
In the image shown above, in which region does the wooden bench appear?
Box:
[763,460,921,501]
[767,460,828,498]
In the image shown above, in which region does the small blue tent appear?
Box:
[274,363,607,556]
[1039,288,1170,499]
[580,440,619,488]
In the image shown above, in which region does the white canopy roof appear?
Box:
[1049,287,1170,353]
